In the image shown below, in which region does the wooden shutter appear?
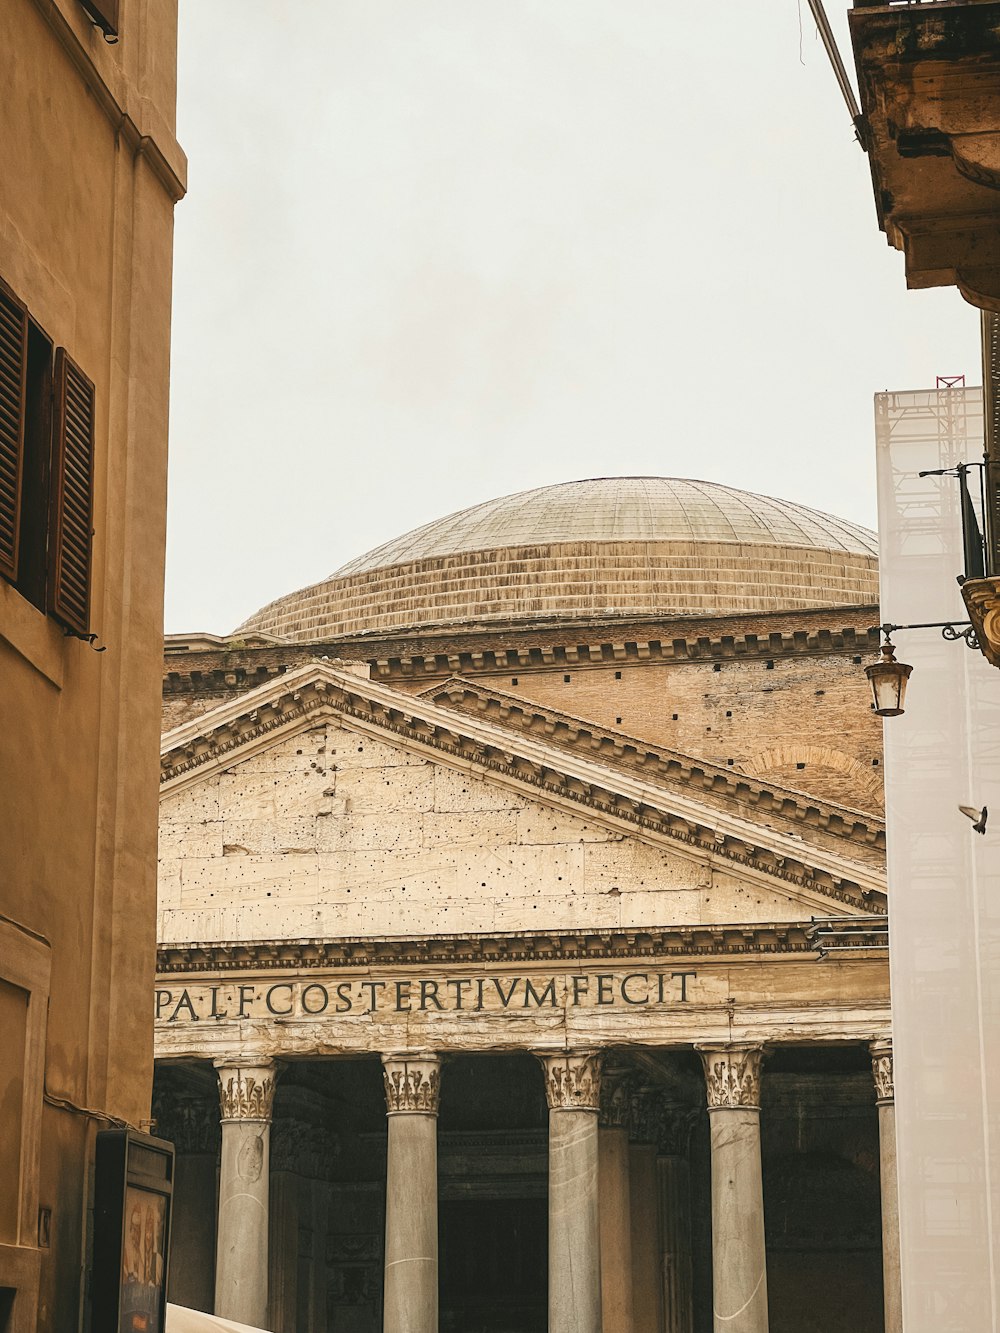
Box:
[50,348,95,637]
[0,282,27,583]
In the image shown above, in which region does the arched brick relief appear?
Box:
[743,744,883,811]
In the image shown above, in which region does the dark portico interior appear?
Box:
[153,1045,884,1333]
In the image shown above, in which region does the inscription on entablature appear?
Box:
[154,968,702,1024]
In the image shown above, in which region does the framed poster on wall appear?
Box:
[92,1129,175,1333]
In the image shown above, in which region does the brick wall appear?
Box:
[473,654,883,810]
[162,608,885,814]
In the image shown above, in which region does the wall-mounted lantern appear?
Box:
[864,619,979,718]
[865,637,912,717]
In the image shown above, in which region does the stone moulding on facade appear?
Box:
[698,1045,764,1110]
[537,1049,603,1111]
[216,1060,277,1122]
[381,1053,441,1115]
[162,617,882,690]
[158,664,886,912]
[155,918,889,976]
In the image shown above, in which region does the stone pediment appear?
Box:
[159,662,885,922]
[418,677,885,857]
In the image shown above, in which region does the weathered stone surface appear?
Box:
[159,712,865,948]
[215,1059,277,1326]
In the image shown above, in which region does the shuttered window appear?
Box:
[0,274,96,638]
[0,284,27,584]
[50,349,95,638]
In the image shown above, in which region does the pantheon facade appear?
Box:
[153,477,894,1333]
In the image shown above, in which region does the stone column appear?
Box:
[628,1086,662,1333]
[153,1089,220,1314]
[871,1039,902,1333]
[381,1052,441,1333]
[538,1050,603,1333]
[699,1045,768,1333]
[214,1058,277,1327]
[656,1104,697,1333]
[600,1071,635,1333]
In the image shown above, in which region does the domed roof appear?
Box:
[334,477,877,575]
[239,476,878,642]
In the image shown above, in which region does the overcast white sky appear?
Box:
[164,1,980,634]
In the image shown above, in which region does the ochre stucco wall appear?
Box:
[0,1,184,1327]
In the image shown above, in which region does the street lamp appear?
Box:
[865,637,912,717]
[864,620,979,717]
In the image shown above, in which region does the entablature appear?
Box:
[163,609,881,701]
[157,917,888,974]
[152,920,891,1063]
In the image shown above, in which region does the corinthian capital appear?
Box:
[537,1049,603,1111]
[698,1045,763,1110]
[599,1070,636,1129]
[215,1058,277,1123]
[382,1053,441,1115]
[870,1038,894,1105]
[653,1101,700,1156]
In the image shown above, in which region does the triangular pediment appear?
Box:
[159,664,886,942]
[418,675,885,845]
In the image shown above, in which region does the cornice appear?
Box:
[421,677,885,857]
[32,0,187,202]
[156,918,889,974]
[159,663,886,910]
[163,612,881,697]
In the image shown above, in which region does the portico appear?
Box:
[153,926,895,1333]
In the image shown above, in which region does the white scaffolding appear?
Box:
[875,386,1000,1332]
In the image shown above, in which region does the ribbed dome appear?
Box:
[335,477,877,575]
[239,477,878,642]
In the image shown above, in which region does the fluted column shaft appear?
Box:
[214,1058,277,1327]
[382,1053,441,1333]
[539,1050,603,1333]
[872,1040,901,1333]
[699,1046,768,1333]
